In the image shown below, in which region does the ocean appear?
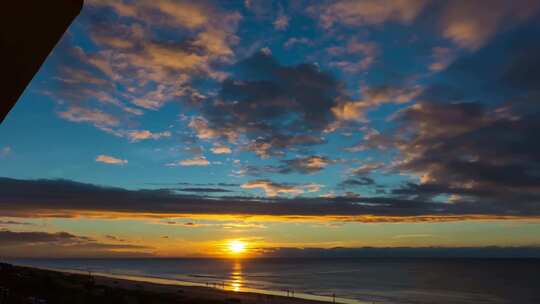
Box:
[8,258,540,303]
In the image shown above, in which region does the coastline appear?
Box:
[3,263,366,304]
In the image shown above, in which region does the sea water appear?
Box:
[9,258,540,303]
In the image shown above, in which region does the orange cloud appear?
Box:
[317,0,427,28]
[210,144,232,154]
[58,106,119,127]
[125,130,171,142]
[167,156,210,167]
[241,180,321,197]
[332,85,422,121]
[440,0,540,50]
[95,154,128,165]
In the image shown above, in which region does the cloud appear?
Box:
[241,179,303,197]
[263,246,540,258]
[177,187,232,193]
[327,38,379,73]
[386,100,540,204]
[58,106,119,127]
[273,13,289,30]
[95,155,128,165]
[1,178,540,220]
[169,156,210,166]
[0,146,11,158]
[278,156,336,174]
[90,0,216,30]
[0,230,92,246]
[235,156,338,176]
[49,0,241,136]
[0,220,33,226]
[192,52,343,157]
[175,182,239,187]
[88,0,241,59]
[189,116,238,142]
[315,0,540,52]
[332,85,422,121]
[284,37,311,48]
[339,177,375,188]
[210,144,232,154]
[0,229,151,258]
[163,220,266,230]
[104,234,126,242]
[342,26,540,210]
[439,0,540,50]
[350,162,385,175]
[316,0,428,28]
[429,47,455,72]
[124,130,171,142]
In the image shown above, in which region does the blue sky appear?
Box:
[1,0,540,257]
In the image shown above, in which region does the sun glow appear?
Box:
[228,240,247,254]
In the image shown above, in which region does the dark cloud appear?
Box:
[264,246,540,258]
[216,183,240,187]
[0,230,91,245]
[0,229,151,258]
[237,155,338,176]
[501,44,540,93]
[177,187,232,193]
[425,25,540,103]
[339,177,375,188]
[176,182,240,187]
[353,27,540,212]
[192,51,344,157]
[277,155,337,174]
[104,234,126,242]
[1,177,539,220]
[0,220,33,226]
[391,99,540,201]
[350,162,385,175]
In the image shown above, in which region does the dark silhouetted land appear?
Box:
[0,263,332,304]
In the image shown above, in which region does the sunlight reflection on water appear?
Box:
[229,260,243,292]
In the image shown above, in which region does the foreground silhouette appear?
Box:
[0,1,83,123]
[0,263,326,304]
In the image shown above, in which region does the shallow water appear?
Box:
[10,258,540,303]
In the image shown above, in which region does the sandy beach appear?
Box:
[0,263,360,304]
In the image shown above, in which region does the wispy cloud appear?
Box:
[124,130,172,142]
[241,179,321,197]
[58,106,119,128]
[273,13,289,30]
[168,156,210,166]
[0,146,11,158]
[315,0,428,28]
[96,154,128,165]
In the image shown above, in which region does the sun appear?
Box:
[228,240,247,254]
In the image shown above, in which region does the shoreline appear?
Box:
[6,262,366,304]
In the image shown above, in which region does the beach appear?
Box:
[0,263,352,304]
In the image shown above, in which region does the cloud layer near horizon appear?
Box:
[1,177,539,222]
[0,229,152,257]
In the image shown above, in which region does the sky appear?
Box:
[1,0,540,258]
